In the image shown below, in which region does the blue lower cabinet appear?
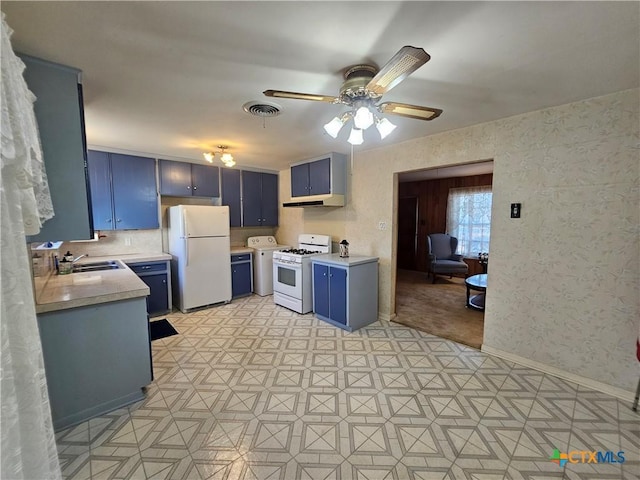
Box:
[313,263,331,319]
[127,261,172,317]
[312,255,378,332]
[231,253,252,298]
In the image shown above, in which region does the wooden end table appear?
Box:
[465,274,487,311]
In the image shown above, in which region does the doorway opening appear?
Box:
[393,160,494,349]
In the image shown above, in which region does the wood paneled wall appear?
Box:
[399,173,493,273]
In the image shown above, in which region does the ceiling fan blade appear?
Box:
[366,46,431,96]
[378,102,443,121]
[263,89,338,103]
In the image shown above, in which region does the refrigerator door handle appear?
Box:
[185,238,189,266]
[183,209,189,238]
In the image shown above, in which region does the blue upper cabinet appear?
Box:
[86,151,112,230]
[87,150,159,230]
[159,160,191,196]
[21,55,93,242]
[290,153,346,198]
[221,168,242,227]
[241,171,278,227]
[159,159,219,197]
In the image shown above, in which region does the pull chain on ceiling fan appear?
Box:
[264,46,442,145]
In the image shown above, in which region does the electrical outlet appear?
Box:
[378,221,387,231]
[125,237,132,246]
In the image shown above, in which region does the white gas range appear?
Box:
[273,234,331,314]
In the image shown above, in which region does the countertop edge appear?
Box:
[36,286,150,314]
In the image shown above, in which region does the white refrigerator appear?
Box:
[168,205,232,312]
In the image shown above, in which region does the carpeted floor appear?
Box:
[393,269,484,349]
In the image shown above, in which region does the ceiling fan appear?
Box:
[264,46,442,144]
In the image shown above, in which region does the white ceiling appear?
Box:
[2,2,638,172]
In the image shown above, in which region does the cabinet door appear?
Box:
[159,160,192,196]
[291,164,309,197]
[241,171,263,227]
[87,150,114,230]
[221,169,242,227]
[140,273,169,317]
[22,55,93,241]
[261,173,279,226]
[191,164,219,197]
[231,262,252,298]
[313,264,330,318]
[329,267,348,325]
[111,154,158,229]
[309,158,331,195]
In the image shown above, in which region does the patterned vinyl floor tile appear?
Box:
[55,294,638,479]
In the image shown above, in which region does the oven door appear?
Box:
[273,260,302,299]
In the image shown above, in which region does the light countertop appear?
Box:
[35,253,171,314]
[35,260,149,314]
[231,246,254,255]
[311,253,379,267]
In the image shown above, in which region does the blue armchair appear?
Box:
[427,233,469,283]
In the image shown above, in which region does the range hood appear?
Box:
[283,193,345,208]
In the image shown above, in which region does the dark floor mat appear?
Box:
[149,318,178,341]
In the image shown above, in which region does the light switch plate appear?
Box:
[510,203,521,218]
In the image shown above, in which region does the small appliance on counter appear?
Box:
[339,240,349,258]
[272,234,331,314]
[247,236,290,296]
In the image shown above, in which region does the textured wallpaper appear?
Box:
[283,88,639,393]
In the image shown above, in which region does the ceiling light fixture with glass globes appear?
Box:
[203,145,235,167]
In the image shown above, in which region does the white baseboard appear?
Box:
[481,345,636,403]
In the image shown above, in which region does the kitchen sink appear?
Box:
[72,261,123,273]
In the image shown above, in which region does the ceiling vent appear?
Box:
[243,101,282,117]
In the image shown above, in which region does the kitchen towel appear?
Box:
[149,319,178,341]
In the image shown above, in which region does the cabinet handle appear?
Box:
[162,280,166,284]
[187,186,191,190]
[116,219,122,222]
[323,273,327,276]
[106,218,112,223]
[329,273,333,277]
[193,186,197,190]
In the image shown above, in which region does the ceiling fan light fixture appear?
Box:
[203,152,215,163]
[347,128,364,146]
[223,158,236,168]
[376,117,397,139]
[353,105,374,130]
[323,116,345,138]
[221,152,234,163]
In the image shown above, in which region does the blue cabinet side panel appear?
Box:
[22,55,92,241]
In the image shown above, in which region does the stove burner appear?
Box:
[279,248,320,255]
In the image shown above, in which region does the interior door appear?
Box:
[397,196,419,270]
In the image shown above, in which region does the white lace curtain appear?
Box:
[446,185,492,257]
[1,14,61,480]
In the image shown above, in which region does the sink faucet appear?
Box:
[72,254,89,263]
